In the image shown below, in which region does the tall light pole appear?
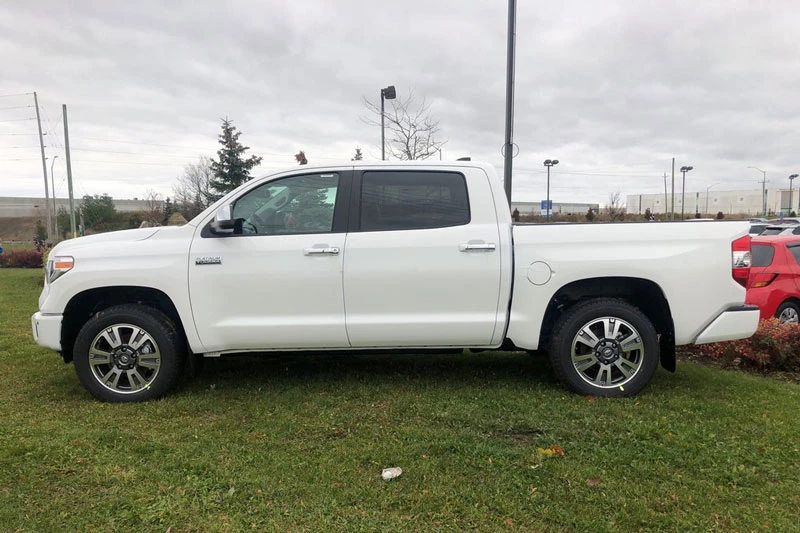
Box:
[543,159,559,218]
[503,0,517,208]
[680,165,693,219]
[789,174,798,215]
[50,155,59,239]
[380,85,396,160]
[748,166,768,216]
[705,182,719,215]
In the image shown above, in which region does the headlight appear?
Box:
[47,256,74,283]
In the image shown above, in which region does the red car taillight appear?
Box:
[748,272,778,288]
[732,235,751,287]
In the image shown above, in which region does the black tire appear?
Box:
[775,301,800,324]
[548,298,659,397]
[73,304,185,402]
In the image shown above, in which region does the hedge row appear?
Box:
[0,249,44,268]
[688,318,800,372]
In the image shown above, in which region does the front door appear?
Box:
[189,171,351,352]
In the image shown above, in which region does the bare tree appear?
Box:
[362,89,446,160]
[295,150,308,165]
[605,191,626,221]
[173,156,215,219]
[143,189,163,224]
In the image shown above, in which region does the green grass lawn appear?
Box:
[1,269,799,532]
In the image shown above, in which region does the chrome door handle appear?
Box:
[303,246,340,255]
[459,243,496,252]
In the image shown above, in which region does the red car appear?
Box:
[745,235,800,323]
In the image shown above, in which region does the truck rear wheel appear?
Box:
[72,304,185,402]
[548,298,659,397]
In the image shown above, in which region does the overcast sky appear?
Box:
[2,0,799,205]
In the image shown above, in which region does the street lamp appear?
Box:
[679,165,693,219]
[747,166,767,216]
[380,85,396,160]
[50,155,59,239]
[789,174,799,215]
[543,159,559,218]
[705,182,719,216]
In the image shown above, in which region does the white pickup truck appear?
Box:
[32,161,759,402]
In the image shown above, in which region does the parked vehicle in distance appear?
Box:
[750,223,770,235]
[767,217,800,225]
[746,235,800,324]
[31,161,760,402]
[749,218,768,223]
[758,224,800,236]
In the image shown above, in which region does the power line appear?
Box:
[0,92,33,98]
[0,133,38,136]
[78,136,296,157]
[69,147,204,159]
[0,117,35,122]
[0,105,33,111]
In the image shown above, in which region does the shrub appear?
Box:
[690,318,800,372]
[0,249,44,268]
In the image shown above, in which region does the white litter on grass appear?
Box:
[381,467,403,480]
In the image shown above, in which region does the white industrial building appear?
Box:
[511,201,600,217]
[0,197,161,218]
[625,188,798,217]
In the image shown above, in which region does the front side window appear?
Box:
[232,173,339,235]
[360,171,470,232]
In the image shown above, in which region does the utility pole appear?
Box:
[50,155,59,239]
[33,92,52,242]
[670,158,675,221]
[502,0,517,208]
[748,166,768,216]
[63,104,77,238]
[663,172,667,216]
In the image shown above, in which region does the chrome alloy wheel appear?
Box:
[778,307,799,324]
[570,317,645,389]
[88,324,162,394]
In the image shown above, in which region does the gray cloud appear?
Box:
[1,0,799,206]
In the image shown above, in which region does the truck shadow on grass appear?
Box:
[184,350,561,393]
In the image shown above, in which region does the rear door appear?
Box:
[342,167,503,347]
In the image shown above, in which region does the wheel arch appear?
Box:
[538,277,676,371]
[61,286,188,364]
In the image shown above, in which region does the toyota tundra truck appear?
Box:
[32,161,759,402]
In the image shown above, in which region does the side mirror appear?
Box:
[210,205,235,235]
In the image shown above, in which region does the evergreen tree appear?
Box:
[209,118,263,198]
[81,194,116,228]
[162,197,174,225]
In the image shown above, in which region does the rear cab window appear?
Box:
[359,171,470,231]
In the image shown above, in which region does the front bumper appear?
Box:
[31,312,62,351]
[694,305,760,345]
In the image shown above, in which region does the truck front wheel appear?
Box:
[72,304,185,402]
[548,298,659,397]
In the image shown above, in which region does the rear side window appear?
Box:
[751,244,775,267]
[760,227,783,236]
[788,245,800,266]
[360,171,470,231]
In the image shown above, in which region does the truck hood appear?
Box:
[50,226,182,255]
